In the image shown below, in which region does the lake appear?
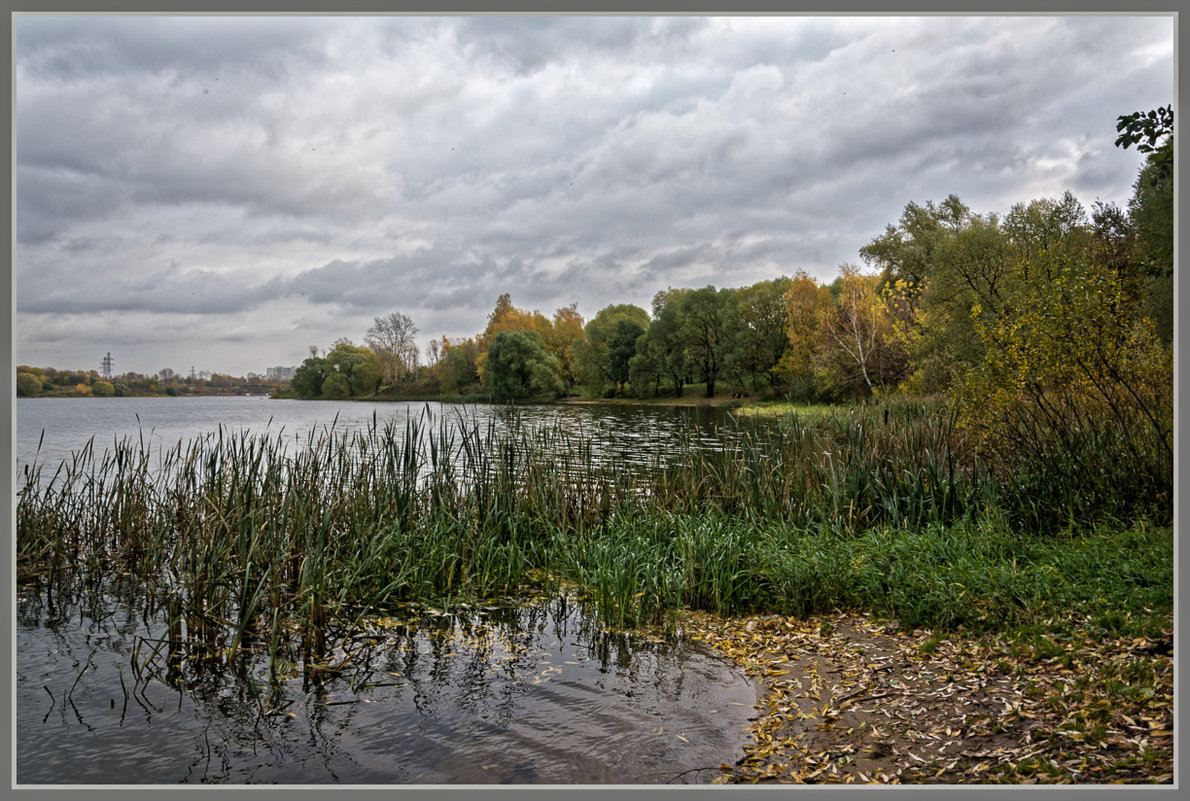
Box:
[15,396,761,785]
[16,396,743,481]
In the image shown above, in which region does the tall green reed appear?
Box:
[648,400,993,534]
[17,398,1166,659]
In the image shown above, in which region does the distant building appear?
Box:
[266,366,296,380]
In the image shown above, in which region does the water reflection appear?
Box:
[16,397,767,490]
[17,398,766,784]
[17,578,755,785]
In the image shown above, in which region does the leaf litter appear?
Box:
[678,610,1173,784]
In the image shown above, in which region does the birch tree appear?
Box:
[815,265,907,397]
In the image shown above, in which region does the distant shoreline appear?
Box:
[18,389,833,417]
[18,390,274,399]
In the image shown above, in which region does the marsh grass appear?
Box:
[17,401,1171,685]
[653,401,994,532]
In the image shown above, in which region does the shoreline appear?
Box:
[683,609,1174,785]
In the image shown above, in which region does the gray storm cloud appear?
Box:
[14,14,1174,376]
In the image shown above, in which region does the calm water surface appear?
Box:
[17,582,755,784]
[16,396,744,478]
[15,396,761,785]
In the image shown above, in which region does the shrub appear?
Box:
[16,372,41,396]
[958,251,1172,526]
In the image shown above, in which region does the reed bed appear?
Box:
[653,402,995,532]
[17,402,1172,684]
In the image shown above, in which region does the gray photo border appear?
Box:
[5,3,1182,801]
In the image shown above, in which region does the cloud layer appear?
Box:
[15,15,1174,376]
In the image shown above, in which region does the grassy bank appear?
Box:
[16,402,1172,681]
[576,511,1170,638]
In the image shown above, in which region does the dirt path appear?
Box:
[680,610,1173,784]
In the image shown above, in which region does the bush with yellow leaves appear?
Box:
[957,250,1172,526]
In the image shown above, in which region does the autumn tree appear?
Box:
[365,312,419,389]
[437,336,481,396]
[16,372,42,396]
[858,196,974,392]
[860,194,971,293]
[778,271,831,397]
[958,249,1172,522]
[912,215,1017,391]
[860,196,1028,393]
[814,265,908,398]
[474,294,554,387]
[478,294,552,347]
[545,303,585,388]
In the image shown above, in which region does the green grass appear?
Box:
[556,509,1171,636]
[748,400,838,418]
[17,401,1171,681]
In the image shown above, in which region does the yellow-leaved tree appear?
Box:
[474,294,552,387]
[957,250,1172,523]
[812,265,909,398]
[778,270,832,400]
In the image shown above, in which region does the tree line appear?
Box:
[290,107,1172,414]
[18,107,1171,519]
[16,366,282,397]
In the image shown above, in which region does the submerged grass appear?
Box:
[17,401,1172,682]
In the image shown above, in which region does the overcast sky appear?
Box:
[14,14,1174,378]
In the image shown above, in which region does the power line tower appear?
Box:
[100,352,114,379]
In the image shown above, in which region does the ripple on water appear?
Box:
[17,591,756,785]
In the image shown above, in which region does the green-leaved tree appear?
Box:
[486,330,565,402]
